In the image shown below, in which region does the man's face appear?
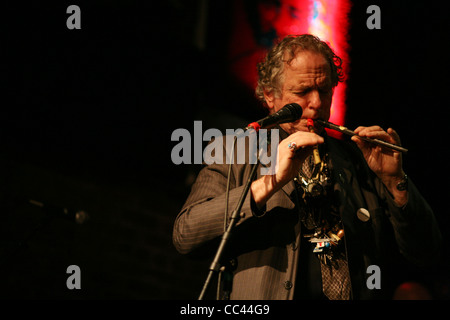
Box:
[264,50,333,135]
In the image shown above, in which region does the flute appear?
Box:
[314,119,408,154]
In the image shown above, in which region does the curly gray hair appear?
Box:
[255,34,345,105]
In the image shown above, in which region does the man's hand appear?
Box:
[352,126,407,206]
[251,131,324,209]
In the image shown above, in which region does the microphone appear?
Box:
[29,199,89,224]
[245,103,303,131]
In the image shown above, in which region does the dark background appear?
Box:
[1,0,449,300]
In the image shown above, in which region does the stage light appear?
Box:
[307,0,351,125]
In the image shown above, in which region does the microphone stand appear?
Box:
[198,152,261,300]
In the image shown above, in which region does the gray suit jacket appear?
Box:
[173,130,442,300]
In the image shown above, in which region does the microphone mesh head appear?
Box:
[285,103,303,120]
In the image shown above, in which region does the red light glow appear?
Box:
[229,0,351,126]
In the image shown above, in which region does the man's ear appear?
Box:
[263,89,275,111]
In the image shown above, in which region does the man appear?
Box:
[172,34,442,300]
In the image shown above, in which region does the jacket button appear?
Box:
[357,208,371,222]
[284,281,293,290]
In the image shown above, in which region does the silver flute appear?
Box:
[314,119,408,154]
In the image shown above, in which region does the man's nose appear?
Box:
[307,90,322,110]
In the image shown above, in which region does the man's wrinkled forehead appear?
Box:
[281,49,331,80]
[282,47,326,66]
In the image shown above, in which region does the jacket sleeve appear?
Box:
[172,130,288,256]
[376,177,443,268]
[172,162,252,255]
